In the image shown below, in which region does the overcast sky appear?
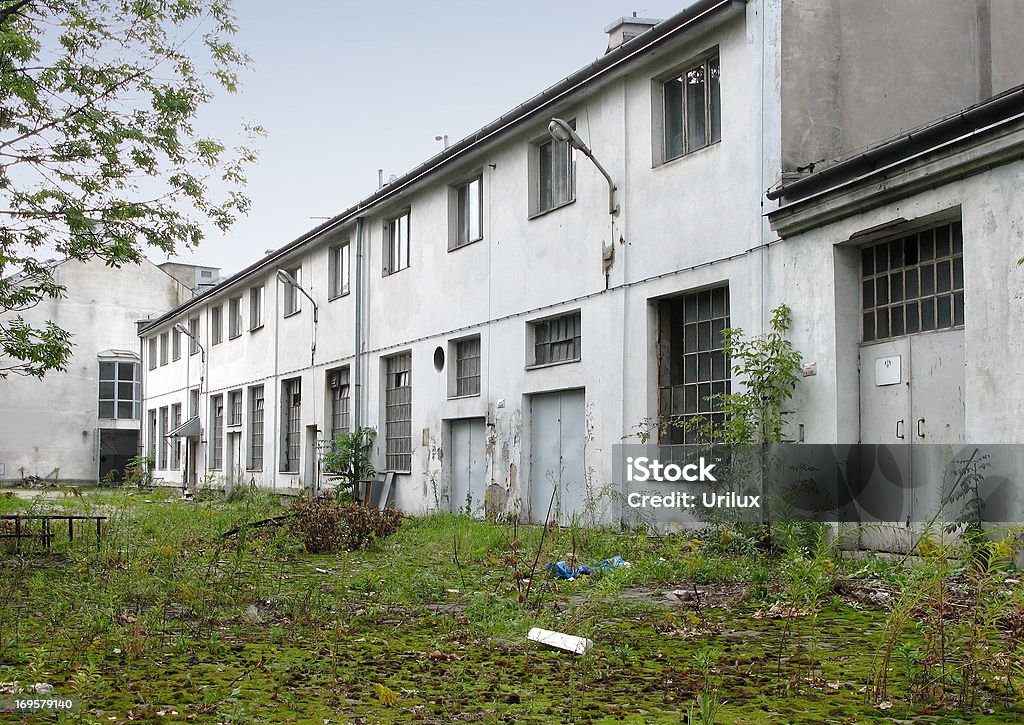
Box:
[176,0,695,275]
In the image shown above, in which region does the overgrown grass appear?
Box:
[0,490,1022,723]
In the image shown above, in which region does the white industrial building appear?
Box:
[138,0,1024,522]
[0,258,196,485]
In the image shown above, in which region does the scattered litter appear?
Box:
[527,627,593,654]
[34,683,54,695]
[547,554,629,580]
[244,605,262,623]
[314,567,329,574]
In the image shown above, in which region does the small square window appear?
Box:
[450,176,483,250]
[529,311,581,367]
[383,212,410,276]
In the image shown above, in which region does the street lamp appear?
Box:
[276,269,319,364]
[174,322,204,367]
[173,321,205,496]
[548,118,619,216]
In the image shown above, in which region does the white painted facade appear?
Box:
[139,0,1024,523]
[0,258,190,485]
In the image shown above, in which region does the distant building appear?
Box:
[0,258,193,485]
[138,0,1024,522]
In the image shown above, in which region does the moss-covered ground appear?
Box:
[1,488,1022,724]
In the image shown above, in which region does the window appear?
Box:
[98,360,140,419]
[172,327,181,361]
[249,285,264,330]
[281,378,301,472]
[148,337,157,370]
[532,122,575,215]
[200,269,213,279]
[657,285,731,444]
[451,176,482,250]
[148,409,157,463]
[170,403,181,469]
[158,406,168,469]
[530,311,581,367]
[452,336,481,397]
[282,266,301,316]
[211,305,223,345]
[661,53,721,162]
[384,353,412,472]
[228,389,242,426]
[383,211,410,276]
[159,332,169,366]
[329,242,350,298]
[861,220,964,342]
[249,385,264,470]
[327,367,350,442]
[188,387,199,419]
[210,394,224,470]
[188,317,199,355]
[228,296,243,338]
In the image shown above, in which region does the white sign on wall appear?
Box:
[875,356,902,386]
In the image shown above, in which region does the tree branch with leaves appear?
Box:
[0,0,261,377]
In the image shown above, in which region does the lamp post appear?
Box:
[548,118,619,216]
[276,269,319,365]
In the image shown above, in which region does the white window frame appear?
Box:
[383,211,410,276]
[228,296,243,339]
[529,120,575,217]
[449,175,483,250]
[249,284,264,330]
[188,317,200,355]
[655,50,721,165]
[98,358,140,420]
[329,241,351,299]
[283,266,302,316]
[211,305,223,345]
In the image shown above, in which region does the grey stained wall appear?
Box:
[781,0,1024,171]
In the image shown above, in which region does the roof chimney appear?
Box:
[604,13,660,53]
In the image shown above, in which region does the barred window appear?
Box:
[861,220,964,342]
[454,336,481,397]
[328,367,350,442]
[384,353,412,472]
[249,385,264,470]
[658,285,731,444]
[282,378,301,472]
[531,311,581,366]
[210,394,224,470]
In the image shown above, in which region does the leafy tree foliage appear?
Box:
[0,0,258,377]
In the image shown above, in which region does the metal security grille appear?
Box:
[455,337,481,396]
[211,395,224,469]
[385,353,412,472]
[533,312,580,365]
[658,285,731,444]
[861,221,964,342]
[283,379,301,472]
[249,386,264,470]
[329,368,350,442]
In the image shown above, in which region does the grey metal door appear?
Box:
[529,389,586,525]
[450,418,486,515]
[858,329,965,529]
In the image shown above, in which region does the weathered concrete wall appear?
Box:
[141,2,778,521]
[781,0,1024,171]
[0,258,189,484]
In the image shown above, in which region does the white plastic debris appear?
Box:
[527,627,593,655]
[34,683,54,695]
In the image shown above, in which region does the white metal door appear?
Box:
[450,418,486,515]
[529,389,586,525]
